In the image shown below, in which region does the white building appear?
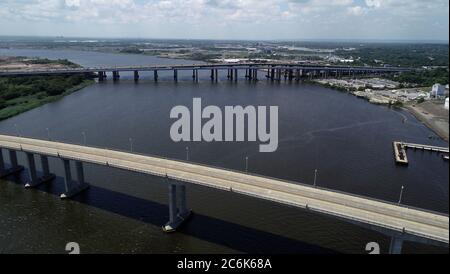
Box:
[430,84,445,98]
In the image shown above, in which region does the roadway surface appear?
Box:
[0,134,448,245]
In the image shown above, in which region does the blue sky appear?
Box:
[0,0,448,41]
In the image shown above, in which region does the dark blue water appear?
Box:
[0,49,448,254]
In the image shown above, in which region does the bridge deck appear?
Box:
[0,134,447,244]
[0,63,413,76]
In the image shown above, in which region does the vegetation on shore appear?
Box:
[387,68,449,87]
[336,43,449,68]
[0,74,94,121]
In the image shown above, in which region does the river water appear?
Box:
[0,49,448,254]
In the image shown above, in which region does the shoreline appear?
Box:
[404,104,449,143]
[311,80,449,143]
[0,79,94,121]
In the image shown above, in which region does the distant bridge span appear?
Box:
[0,134,447,254]
[0,62,415,82]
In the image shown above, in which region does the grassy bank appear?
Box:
[0,76,94,121]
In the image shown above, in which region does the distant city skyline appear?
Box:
[0,0,448,42]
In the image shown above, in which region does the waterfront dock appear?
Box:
[393,142,409,165]
[393,141,449,165]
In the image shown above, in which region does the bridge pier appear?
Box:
[288,69,294,81]
[60,159,89,199]
[174,69,178,82]
[24,153,55,188]
[112,71,120,82]
[134,71,139,82]
[0,148,24,178]
[192,69,198,82]
[251,69,258,81]
[154,70,158,82]
[389,236,404,254]
[163,178,191,233]
[98,71,106,82]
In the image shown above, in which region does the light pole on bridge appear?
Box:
[245,156,249,173]
[398,186,405,205]
[129,138,133,152]
[313,169,318,187]
[186,146,190,161]
[14,124,21,137]
[46,128,51,141]
[82,131,86,145]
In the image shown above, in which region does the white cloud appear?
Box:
[0,0,448,40]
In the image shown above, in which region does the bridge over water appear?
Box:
[0,134,447,254]
[0,63,415,82]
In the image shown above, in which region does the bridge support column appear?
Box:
[134,71,139,82]
[0,148,23,178]
[0,149,24,178]
[389,237,404,254]
[60,159,89,199]
[154,70,158,82]
[192,69,198,82]
[112,71,120,82]
[253,69,258,81]
[214,69,218,82]
[288,69,293,81]
[23,153,55,188]
[163,178,192,233]
[174,70,178,82]
[234,69,238,82]
[98,71,106,82]
[0,148,4,172]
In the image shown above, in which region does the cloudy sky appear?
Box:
[0,0,448,41]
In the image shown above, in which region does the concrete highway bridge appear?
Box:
[0,134,447,254]
[0,63,415,82]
